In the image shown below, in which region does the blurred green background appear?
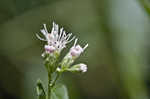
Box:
[0,0,150,99]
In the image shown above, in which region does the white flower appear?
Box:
[69,39,88,57]
[36,22,75,53]
[78,63,87,72]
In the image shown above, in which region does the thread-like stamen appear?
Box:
[54,23,59,32]
[61,32,70,42]
[60,31,66,42]
[43,24,48,33]
[51,22,55,33]
[73,38,78,47]
[65,33,72,41]
[58,28,63,41]
[83,44,88,50]
[40,29,47,35]
[67,36,76,43]
[36,34,47,41]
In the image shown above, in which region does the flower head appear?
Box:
[37,21,88,74]
[36,22,75,53]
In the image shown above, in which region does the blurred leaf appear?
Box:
[51,84,69,99]
[36,79,46,99]
[0,0,51,23]
[14,0,50,14]
[138,0,150,16]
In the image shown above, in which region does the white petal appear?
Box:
[60,31,66,42]
[43,24,48,33]
[51,22,55,33]
[40,29,47,35]
[58,28,63,41]
[36,34,47,41]
[65,33,72,41]
[83,44,88,50]
[67,36,76,43]
[73,38,78,46]
[54,23,59,33]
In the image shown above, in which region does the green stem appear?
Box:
[51,73,60,87]
[47,72,52,99]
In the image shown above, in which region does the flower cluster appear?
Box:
[36,22,88,73]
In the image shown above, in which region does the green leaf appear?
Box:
[36,79,46,99]
[51,84,69,99]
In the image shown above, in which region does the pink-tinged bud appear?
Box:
[79,63,87,72]
[70,45,83,57]
[75,45,83,52]
[68,63,88,73]
[70,49,80,56]
[44,45,55,53]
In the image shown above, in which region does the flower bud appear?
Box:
[67,63,87,73]
[78,63,87,72]
[70,45,83,57]
[44,45,55,53]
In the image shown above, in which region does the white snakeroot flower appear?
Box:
[70,39,88,57]
[36,22,75,53]
[79,63,87,72]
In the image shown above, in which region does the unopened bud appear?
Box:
[67,63,87,73]
[78,63,87,72]
[70,45,83,57]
